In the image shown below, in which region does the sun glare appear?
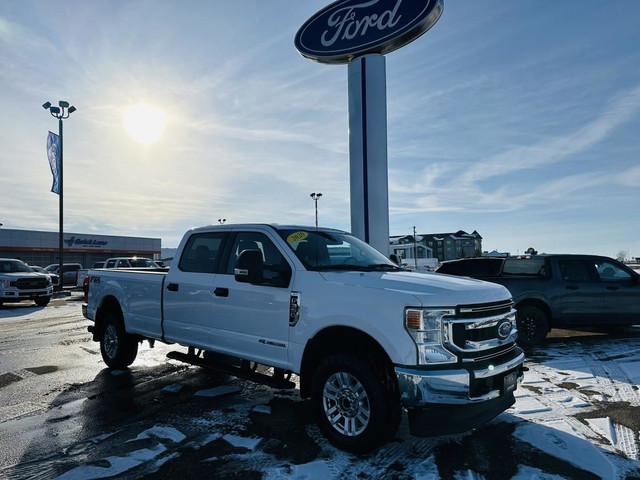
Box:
[124,104,166,144]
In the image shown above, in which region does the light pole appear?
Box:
[310,192,322,227]
[43,100,76,292]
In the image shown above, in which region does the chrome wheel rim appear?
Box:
[104,324,119,359]
[322,372,370,436]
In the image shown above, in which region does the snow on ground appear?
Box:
[44,333,640,479]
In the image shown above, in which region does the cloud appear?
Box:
[459,83,640,185]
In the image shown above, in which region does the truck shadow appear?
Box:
[0,303,46,317]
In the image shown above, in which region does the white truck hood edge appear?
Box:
[318,270,511,306]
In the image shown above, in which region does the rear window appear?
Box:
[437,258,503,277]
[502,257,546,276]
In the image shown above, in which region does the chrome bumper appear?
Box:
[396,350,525,406]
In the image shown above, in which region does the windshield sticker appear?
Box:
[287,231,308,243]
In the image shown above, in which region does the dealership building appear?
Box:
[0,228,161,268]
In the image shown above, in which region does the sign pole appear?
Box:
[348,54,390,255]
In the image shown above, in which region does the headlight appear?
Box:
[405,308,458,364]
[0,278,13,288]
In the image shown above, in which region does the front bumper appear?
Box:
[395,348,525,435]
[0,287,53,301]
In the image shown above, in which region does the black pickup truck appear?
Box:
[437,254,640,346]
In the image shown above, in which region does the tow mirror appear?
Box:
[390,254,401,266]
[234,250,264,284]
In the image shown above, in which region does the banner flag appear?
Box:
[47,131,61,195]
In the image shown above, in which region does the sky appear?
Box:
[0,1,639,257]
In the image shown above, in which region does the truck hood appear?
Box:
[1,272,47,279]
[318,270,511,306]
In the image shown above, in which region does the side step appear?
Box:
[166,350,296,390]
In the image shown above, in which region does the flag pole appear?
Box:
[58,117,63,292]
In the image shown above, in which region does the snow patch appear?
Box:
[195,385,241,397]
[514,422,618,479]
[222,434,262,452]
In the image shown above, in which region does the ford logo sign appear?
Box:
[497,320,513,340]
[295,0,444,65]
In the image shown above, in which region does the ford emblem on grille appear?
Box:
[497,320,512,340]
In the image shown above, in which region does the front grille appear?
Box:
[15,278,48,290]
[443,300,516,360]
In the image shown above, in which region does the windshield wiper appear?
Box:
[363,263,405,271]
[308,264,369,271]
[309,263,404,272]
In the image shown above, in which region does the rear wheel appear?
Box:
[100,312,138,369]
[312,354,400,453]
[516,305,549,347]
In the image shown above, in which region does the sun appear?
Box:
[124,104,166,144]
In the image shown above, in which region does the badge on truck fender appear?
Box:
[289,292,301,326]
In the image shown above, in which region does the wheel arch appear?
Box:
[93,295,124,341]
[515,298,552,332]
[299,326,395,399]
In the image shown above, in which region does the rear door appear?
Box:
[162,231,228,345]
[593,259,640,324]
[210,229,294,368]
[557,258,604,325]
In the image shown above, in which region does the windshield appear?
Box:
[278,229,403,272]
[0,259,33,273]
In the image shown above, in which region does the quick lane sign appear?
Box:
[295,0,443,64]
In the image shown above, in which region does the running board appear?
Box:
[166,350,296,390]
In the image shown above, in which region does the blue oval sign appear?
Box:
[295,0,444,65]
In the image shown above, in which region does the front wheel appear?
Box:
[100,312,138,369]
[35,297,51,307]
[311,354,400,453]
[516,305,549,347]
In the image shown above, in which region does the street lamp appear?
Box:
[43,100,76,292]
[310,192,322,227]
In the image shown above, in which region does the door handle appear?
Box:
[566,285,579,290]
[606,286,619,291]
[167,283,179,292]
[214,287,229,297]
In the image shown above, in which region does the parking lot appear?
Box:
[1,297,639,479]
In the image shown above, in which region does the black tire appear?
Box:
[311,354,401,453]
[516,305,549,347]
[100,312,138,369]
[35,297,51,307]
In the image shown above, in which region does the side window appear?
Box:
[106,260,116,268]
[225,232,292,287]
[559,260,591,282]
[179,233,226,273]
[595,261,632,282]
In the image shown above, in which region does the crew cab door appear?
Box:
[557,259,604,325]
[593,259,640,324]
[211,230,294,369]
[162,231,227,344]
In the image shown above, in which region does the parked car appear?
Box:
[0,258,53,307]
[29,265,60,287]
[436,255,640,346]
[45,263,83,286]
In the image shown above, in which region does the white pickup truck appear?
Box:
[83,224,524,452]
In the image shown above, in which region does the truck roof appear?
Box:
[188,224,348,234]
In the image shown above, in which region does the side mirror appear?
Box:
[390,254,401,266]
[234,250,264,284]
